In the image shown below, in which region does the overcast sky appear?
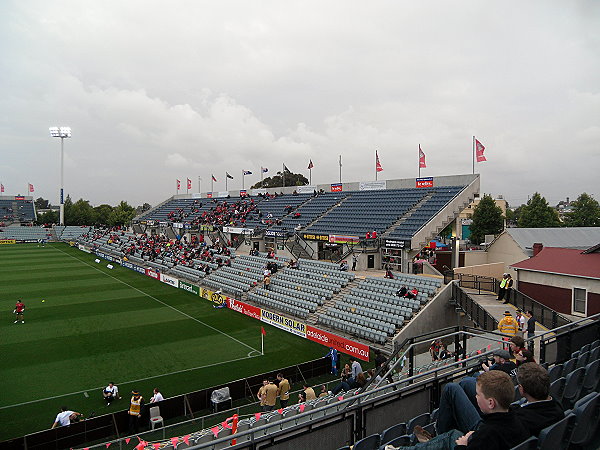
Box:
[1,1,598,208]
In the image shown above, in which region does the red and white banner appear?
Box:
[28,183,34,193]
[0,183,4,193]
[176,179,181,190]
[475,139,487,162]
[226,298,261,320]
[419,145,426,168]
[145,268,160,279]
[187,178,192,190]
[306,326,370,361]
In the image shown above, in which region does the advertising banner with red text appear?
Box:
[306,326,370,361]
[145,268,160,280]
[226,298,261,321]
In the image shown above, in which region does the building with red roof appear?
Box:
[511,244,600,317]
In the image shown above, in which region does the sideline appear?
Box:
[0,353,259,410]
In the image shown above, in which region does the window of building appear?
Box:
[573,288,587,315]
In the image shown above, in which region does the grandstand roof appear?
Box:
[504,227,600,256]
[511,246,600,279]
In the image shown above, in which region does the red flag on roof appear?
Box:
[187,178,192,190]
[307,159,314,170]
[176,179,181,190]
[28,183,34,192]
[1,183,4,193]
[375,151,383,172]
[475,139,487,162]
[212,174,217,182]
[419,145,426,168]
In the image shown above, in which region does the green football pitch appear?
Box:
[0,243,325,441]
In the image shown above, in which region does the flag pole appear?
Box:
[198,176,202,195]
[375,151,378,181]
[261,331,264,355]
[339,155,342,183]
[472,136,475,174]
[186,179,189,195]
[211,176,214,194]
[309,167,312,185]
[282,163,285,188]
[261,168,264,188]
[242,170,244,190]
[225,172,228,191]
[418,145,421,178]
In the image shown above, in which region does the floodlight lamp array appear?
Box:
[49,127,72,138]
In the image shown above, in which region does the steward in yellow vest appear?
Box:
[128,390,144,433]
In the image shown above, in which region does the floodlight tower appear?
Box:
[49,126,72,225]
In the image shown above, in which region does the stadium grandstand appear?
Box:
[0,196,36,224]
[4,172,599,449]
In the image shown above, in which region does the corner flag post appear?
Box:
[261,326,266,355]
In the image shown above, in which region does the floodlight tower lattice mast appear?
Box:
[49,126,72,225]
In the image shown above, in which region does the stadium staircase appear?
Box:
[381,193,433,240]
[306,278,362,325]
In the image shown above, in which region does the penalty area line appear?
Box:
[54,245,261,354]
[0,353,260,411]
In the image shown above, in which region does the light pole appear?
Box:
[49,127,71,225]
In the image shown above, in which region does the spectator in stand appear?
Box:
[480,349,516,375]
[303,383,317,401]
[339,260,349,271]
[276,373,290,408]
[405,287,418,300]
[263,378,278,412]
[396,286,408,298]
[318,385,329,398]
[331,363,352,395]
[386,371,529,449]
[263,275,271,290]
[350,357,363,383]
[509,336,526,360]
[352,254,358,271]
[384,268,394,279]
[515,310,526,336]
[430,339,443,361]
[257,379,268,409]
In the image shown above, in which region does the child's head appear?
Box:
[476,371,514,414]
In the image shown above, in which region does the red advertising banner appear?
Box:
[330,183,342,192]
[306,326,370,361]
[226,298,261,320]
[416,177,434,188]
[145,268,160,279]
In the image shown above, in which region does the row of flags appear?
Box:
[174,138,487,192]
[0,183,34,194]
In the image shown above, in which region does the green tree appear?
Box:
[36,209,59,225]
[93,204,114,226]
[564,193,600,227]
[250,168,309,189]
[518,192,561,228]
[70,199,95,225]
[63,195,74,225]
[34,197,51,210]
[108,201,136,226]
[469,194,504,244]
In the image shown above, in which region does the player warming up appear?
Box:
[14,300,25,323]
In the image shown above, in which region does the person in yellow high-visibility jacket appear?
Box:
[498,311,519,337]
[128,390,144,434]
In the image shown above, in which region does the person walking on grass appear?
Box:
[14,300,25,323]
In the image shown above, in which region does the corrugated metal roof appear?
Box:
[511,247,600,279]
[505,227,600,256]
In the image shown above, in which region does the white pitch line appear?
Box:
[0,353,259,410]
[54,245,260,354]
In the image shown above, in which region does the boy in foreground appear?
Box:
[386,371,529,449]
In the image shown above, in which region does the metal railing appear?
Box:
[452,282,499,332]
[509,289,571,330]
[455,273,499,295]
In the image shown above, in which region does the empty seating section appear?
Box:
[305,189,423,236]
[248,259,353,320]
[0,198,36,222]
[387,186,464,240]
[266,192,348,235]
[0,225,51,241]
[57,226,92,240]
[317,275,442,344]
[243,193,311,229]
